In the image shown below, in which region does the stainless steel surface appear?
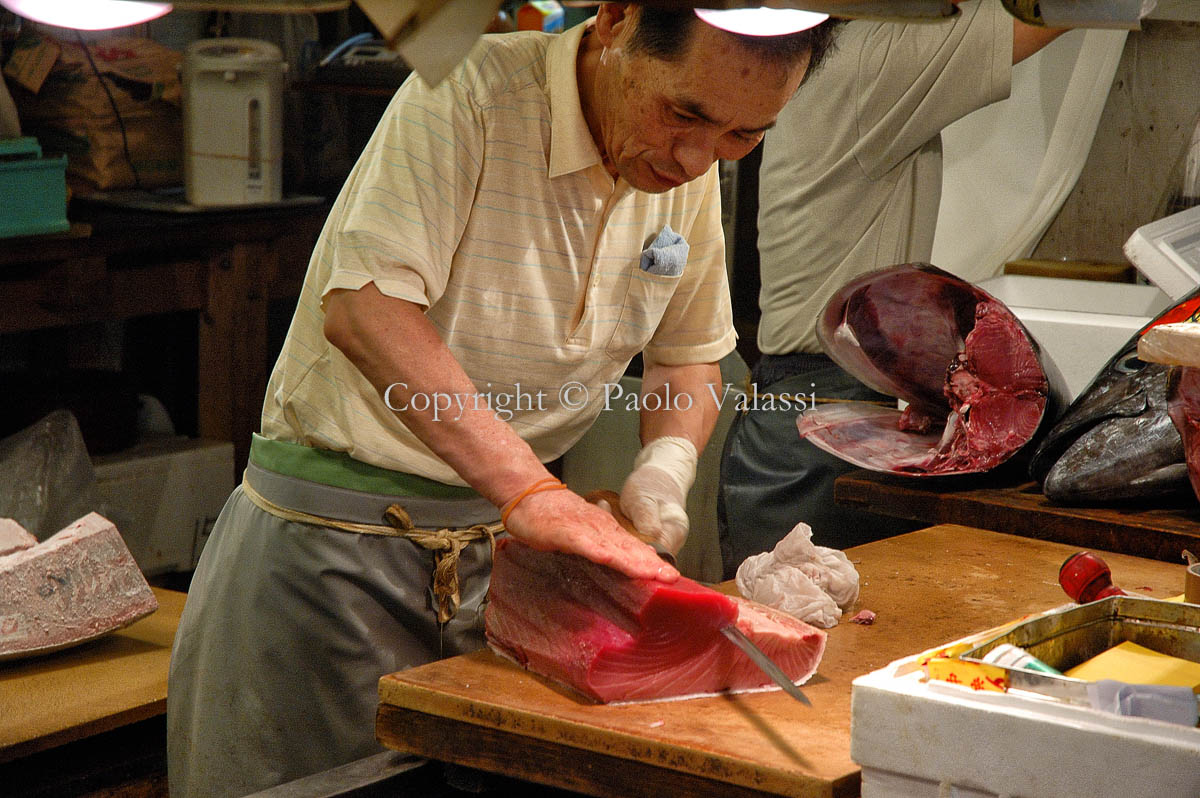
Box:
[245,751,428,797]
[719,624,812,705]
[960,597,1200,705]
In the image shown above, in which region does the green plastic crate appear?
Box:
[0,137,69,239]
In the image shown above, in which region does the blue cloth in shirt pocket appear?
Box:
[606,225,687,361]
[639,224,689,276]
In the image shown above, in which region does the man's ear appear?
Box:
[593,2,636,49]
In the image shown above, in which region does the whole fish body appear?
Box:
[1029,291,1200,504]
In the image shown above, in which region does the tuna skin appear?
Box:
[1032,348,1189,503]
[1030,290,1200,504]
[484,538,827,703]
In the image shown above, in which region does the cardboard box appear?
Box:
[92,437,235,575]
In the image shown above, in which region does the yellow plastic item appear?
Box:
[1065,641,1200,692]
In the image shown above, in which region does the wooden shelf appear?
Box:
[835,468,1200,563]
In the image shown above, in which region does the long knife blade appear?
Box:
[720,624,811,705]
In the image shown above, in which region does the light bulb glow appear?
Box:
[0,0,173,31]
[694,7,829,37]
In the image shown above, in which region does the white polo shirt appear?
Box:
[261,22,735,485]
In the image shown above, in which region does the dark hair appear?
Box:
[628,6,844,81]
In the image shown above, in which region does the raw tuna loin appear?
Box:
[484,538,827,703]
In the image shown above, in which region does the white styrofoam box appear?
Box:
[978,275,1172,402]
[92,437,235,575]
[1124,204,1200,302]
[851,657,1200,798]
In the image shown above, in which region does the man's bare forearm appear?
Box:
[323,283,550,507]
[322,282,679,581]
[638,360,722,452]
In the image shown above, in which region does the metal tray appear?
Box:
[960,597,1200,704]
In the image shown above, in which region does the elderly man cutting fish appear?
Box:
[167,5,839,796]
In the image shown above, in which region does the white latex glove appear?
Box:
[619,436,697,555]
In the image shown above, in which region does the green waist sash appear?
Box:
[248,434,479,500]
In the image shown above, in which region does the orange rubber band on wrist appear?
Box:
[500,477,567,527]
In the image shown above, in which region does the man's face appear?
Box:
[597,19,809,193]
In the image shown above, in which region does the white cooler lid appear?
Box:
[1123,204,1200,301]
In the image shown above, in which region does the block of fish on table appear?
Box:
[1,512,158,660]
[1029,289,1200,504]
[796,263,1058,475]
[484,537,827,703]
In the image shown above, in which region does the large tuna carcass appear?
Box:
[796,263,1061,475]
[1028,293,1200,505]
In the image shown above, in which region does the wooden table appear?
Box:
[835,468,1200,563]
[0,587,185,763]
[375,526,1188,798]
[0,201,329,474]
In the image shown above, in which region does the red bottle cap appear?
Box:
[1059,551,1128,603]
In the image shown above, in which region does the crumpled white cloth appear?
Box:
[735,521,860,629]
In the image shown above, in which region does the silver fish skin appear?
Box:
[1031,344,1190,504]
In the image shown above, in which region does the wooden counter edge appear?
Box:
[0,587,185,764]
[0,698,167,765]
[376,702,857,798]
[377,668,853,798]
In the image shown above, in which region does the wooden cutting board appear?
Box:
[377,525,1188,798]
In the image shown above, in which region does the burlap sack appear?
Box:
[5,28,183,192]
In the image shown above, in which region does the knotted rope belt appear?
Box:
[241,478,501,624]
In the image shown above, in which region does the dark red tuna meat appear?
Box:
[797,263,1052,476]
[1167,365,1200,503]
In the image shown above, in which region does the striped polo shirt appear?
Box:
[260,21,735,485]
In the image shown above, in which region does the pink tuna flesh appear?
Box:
[484,538,827,703]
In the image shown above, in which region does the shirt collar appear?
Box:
[547,20,604,178]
